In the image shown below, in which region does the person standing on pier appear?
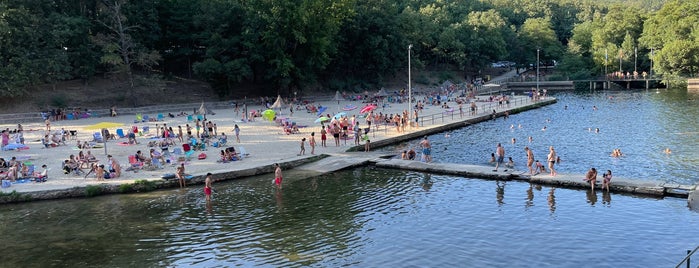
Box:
[525,146,535,175]
[494,143,505,172]
[547,146,557,176]
[420,136,432,163]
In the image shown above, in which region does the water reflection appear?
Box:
[548,187,556,214]
[496,181,505,206]
[586,189,598,206]
[525,183,534,209]
[421,173,433,191]
[602,190,612,206]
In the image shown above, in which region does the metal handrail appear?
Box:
[676,245,699,268]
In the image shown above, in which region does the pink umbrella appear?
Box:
[359,104,377,114]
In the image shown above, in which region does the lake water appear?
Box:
[1,88,698,267]
[385,89,699,184]
[1,168,697,267]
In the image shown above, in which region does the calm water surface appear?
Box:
[386,89,699,184]
[1,167,697,267]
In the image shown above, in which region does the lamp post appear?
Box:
[536,48,540,92]
[408,44,413,126]
[650,48,654,79]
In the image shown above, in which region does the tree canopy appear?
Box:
[0,0,694,99]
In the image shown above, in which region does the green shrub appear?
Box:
[133,179,157,192]
[84,185,102,197]
[415,74,430,85]
[119,183,134,193]
[0,190,31,203]
[438,71,454,82]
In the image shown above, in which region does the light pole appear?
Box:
[650,48,654,79]
[605,49,608,79]
[408,44,413,126]
[536,48,540,92]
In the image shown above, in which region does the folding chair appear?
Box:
[182,144,194,162]
[116,128,126,138]
[128,155,143,169]
[93,132,104,143]
[157,113,164,121]
[135,114,143,123]
[142,115,150,122]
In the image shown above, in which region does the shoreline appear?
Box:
[0,94,694,204]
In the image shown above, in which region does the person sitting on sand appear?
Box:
[107,155,121,178]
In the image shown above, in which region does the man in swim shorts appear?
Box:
[274,163,283,189]
[204,173,213,202]
[494,143,505,172]
[420,136,432,163]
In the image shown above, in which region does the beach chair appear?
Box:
[197,114,204,121]
[128,155,143,169]
[238,146,249,160]
[116,128,125,138]
[93,132,104,143]
[142,126,150,133]
[66,114,74,120]
[187,115,193,122]
[143,115,150,122]
[135,114,143,123]
[157,113,164,121]
[182,144,194,162]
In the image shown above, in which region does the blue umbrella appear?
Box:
[333,112,347,119]
[316,106,328,116]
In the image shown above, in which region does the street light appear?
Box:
[536,48,539,92]
[408,44,413,126]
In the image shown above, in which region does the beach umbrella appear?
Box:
[315,116,330,124]
[333,112,347,119]
[375,88,390,97]
[270,95,285,109]
[84,122,124,130]
[343,104,357,111]
[360,105,377,114]
[262,109,276,121]
[316,106,328,116]
[333,91,343,102]
[198,102,216,119]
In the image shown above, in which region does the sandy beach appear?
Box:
[0,94,476,194]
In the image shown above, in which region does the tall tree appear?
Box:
[92,0,161,105]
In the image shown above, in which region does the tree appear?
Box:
[639,0,699,76]
[92,0,161,105]
[515,17,563,68]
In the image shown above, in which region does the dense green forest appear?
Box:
[0,0,696,99]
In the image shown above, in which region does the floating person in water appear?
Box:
[664,148,672,154]
[506,157,514,168]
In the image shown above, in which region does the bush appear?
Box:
[132,179,157,192]
[118,183,134,193]
[84,185,102,197]
[0,190,31,203]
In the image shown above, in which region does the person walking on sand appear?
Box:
[525,146,535,175]
[494,143,505,171]
[274,163,283,189]
[309,132,316,155]
[547,146,557,176]
[419,136,432,163]
[584,167,597,191]
[176,163,186,188]
[204,173,213,202]
[298,138,306,155]
[234,124,241,143]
